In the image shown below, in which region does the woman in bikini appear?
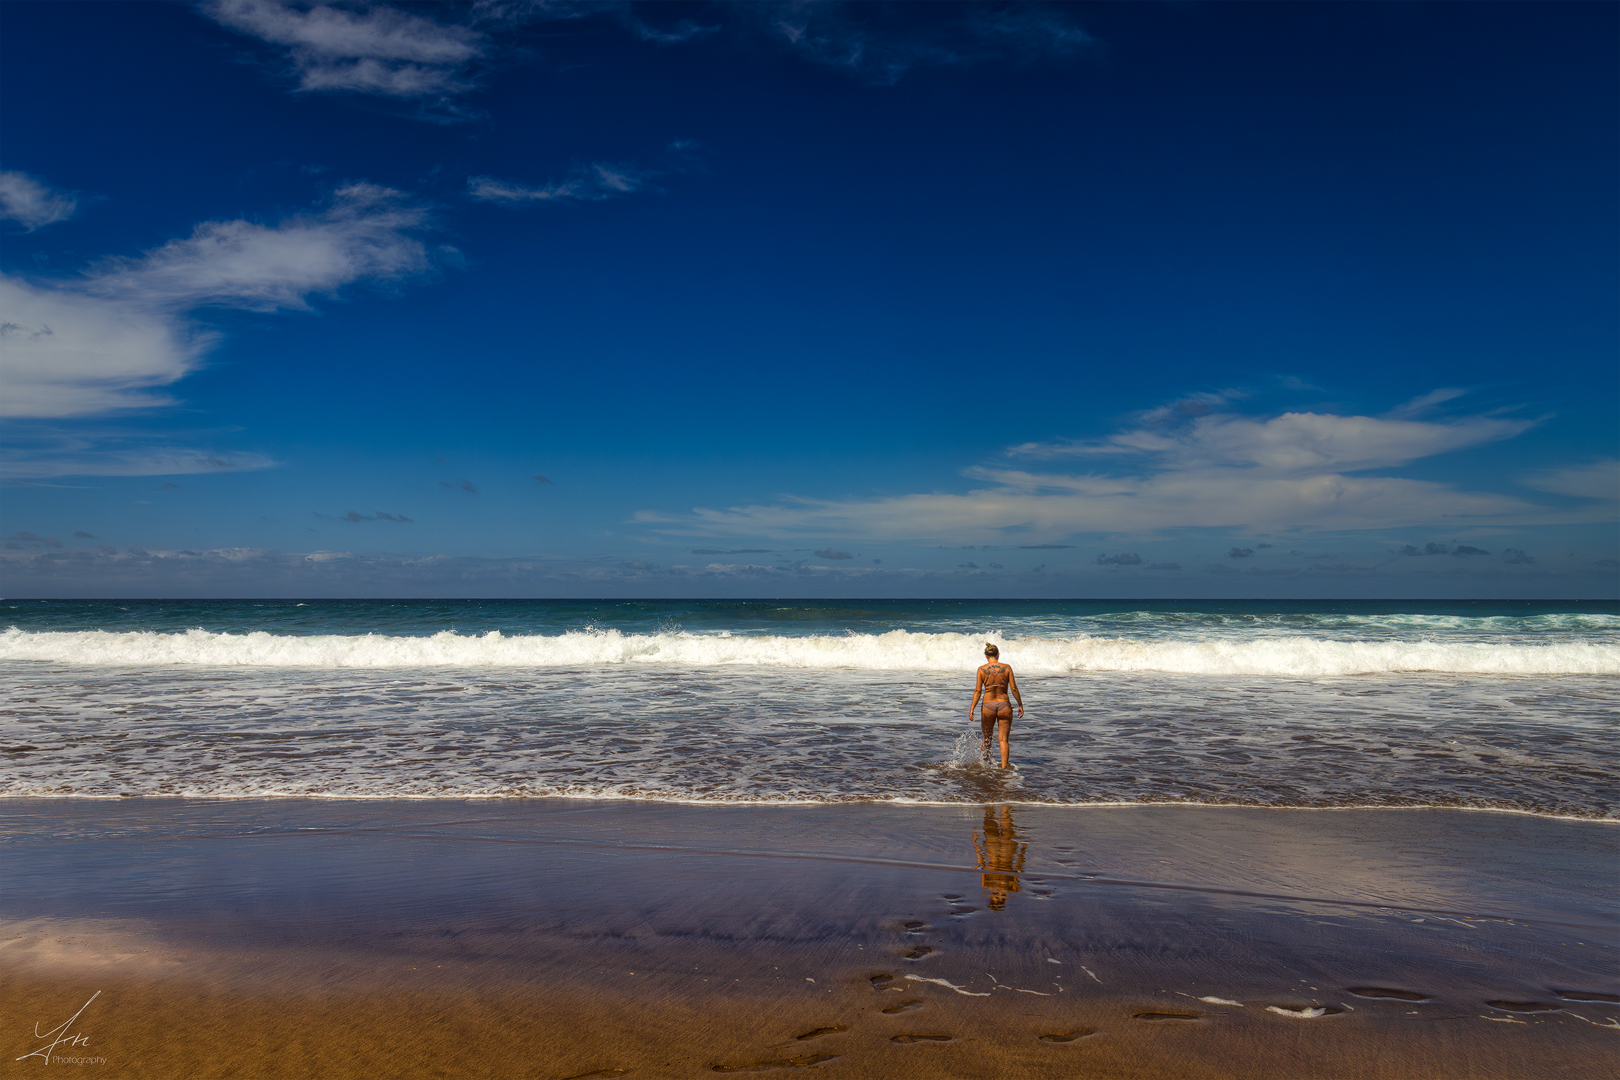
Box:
[969,643,1023,769]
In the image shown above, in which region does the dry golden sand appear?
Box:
[2,799,1615,1079]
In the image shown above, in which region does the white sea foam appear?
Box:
[2,626,1616,675]
[2,657,1613,815]
[1090,612,1620,631]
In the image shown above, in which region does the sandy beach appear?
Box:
[2,798,1615,1079]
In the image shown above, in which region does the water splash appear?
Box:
[945,730,987,769]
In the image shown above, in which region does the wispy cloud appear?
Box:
[199,1,709,121]
[481,0,717,45]
[619,10,715,45]
[0,170,78,230]
[1395,542,1494,558]
[314,510,415,523]
[1006,403,1531,474]
[750,0,1092,85]
[81,182,433,312]
[3,532,62,549]
[199,1,1083,121]
[1,183,439,421]
[1520,459,1619,503]
[469,164,648,205]
[0,427,277,480]
[1383,387,1467,419]
[202,0,487,103]
[637,391,1592,541]
[1094,552,1184,571]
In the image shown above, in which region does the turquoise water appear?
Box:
[5,597,1616,638]
[2,599,1616,815]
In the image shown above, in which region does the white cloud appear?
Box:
[639,397,1573,541]
[1521,459,1620,502]
[1014,410,1535,475]
[83,182,431,311]
[0,171,78,230]
[1384,387,1467,419]
[650,471,1543,541]
[0,279,206,417]
[468,164,647,205]
[0,184,437,419]
[203,0,485,99]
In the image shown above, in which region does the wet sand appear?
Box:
[1,799,1615,1079]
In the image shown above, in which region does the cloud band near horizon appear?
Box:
[637,401,1614,542]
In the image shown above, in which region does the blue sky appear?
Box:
[1,0,1615,599]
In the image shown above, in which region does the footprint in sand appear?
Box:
[1348,987,1429,1001]
[710,1054,838,1073]
[1265,1005,1345,1018]
[901,920,929,933]
[900,945,935,960]
[794,1026,847,1041]
[1134,1012,1201,1021]
[869,974,896,991]
[1485,1000,1562,1013]
[890,1034,953,1043]
[882,1000,924,1014]
[562,1071,630,1080]
[1554,990,1620,1003]
[1038,1030,1096,1043]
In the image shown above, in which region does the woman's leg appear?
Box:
[981,703,1010,765]
[997,713,1012,769]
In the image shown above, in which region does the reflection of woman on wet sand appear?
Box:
[973,805,1027,911]
[969,643,1022,769]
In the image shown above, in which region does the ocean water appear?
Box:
[1,599,1616,817]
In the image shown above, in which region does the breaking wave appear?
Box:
[3,626,1616,676]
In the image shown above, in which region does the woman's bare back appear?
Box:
[970,652,1022,768]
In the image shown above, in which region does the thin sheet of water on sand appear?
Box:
[1,800,1615,1079]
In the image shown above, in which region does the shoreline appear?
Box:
[5,791,1617,825]
[3,798,1616,1078]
